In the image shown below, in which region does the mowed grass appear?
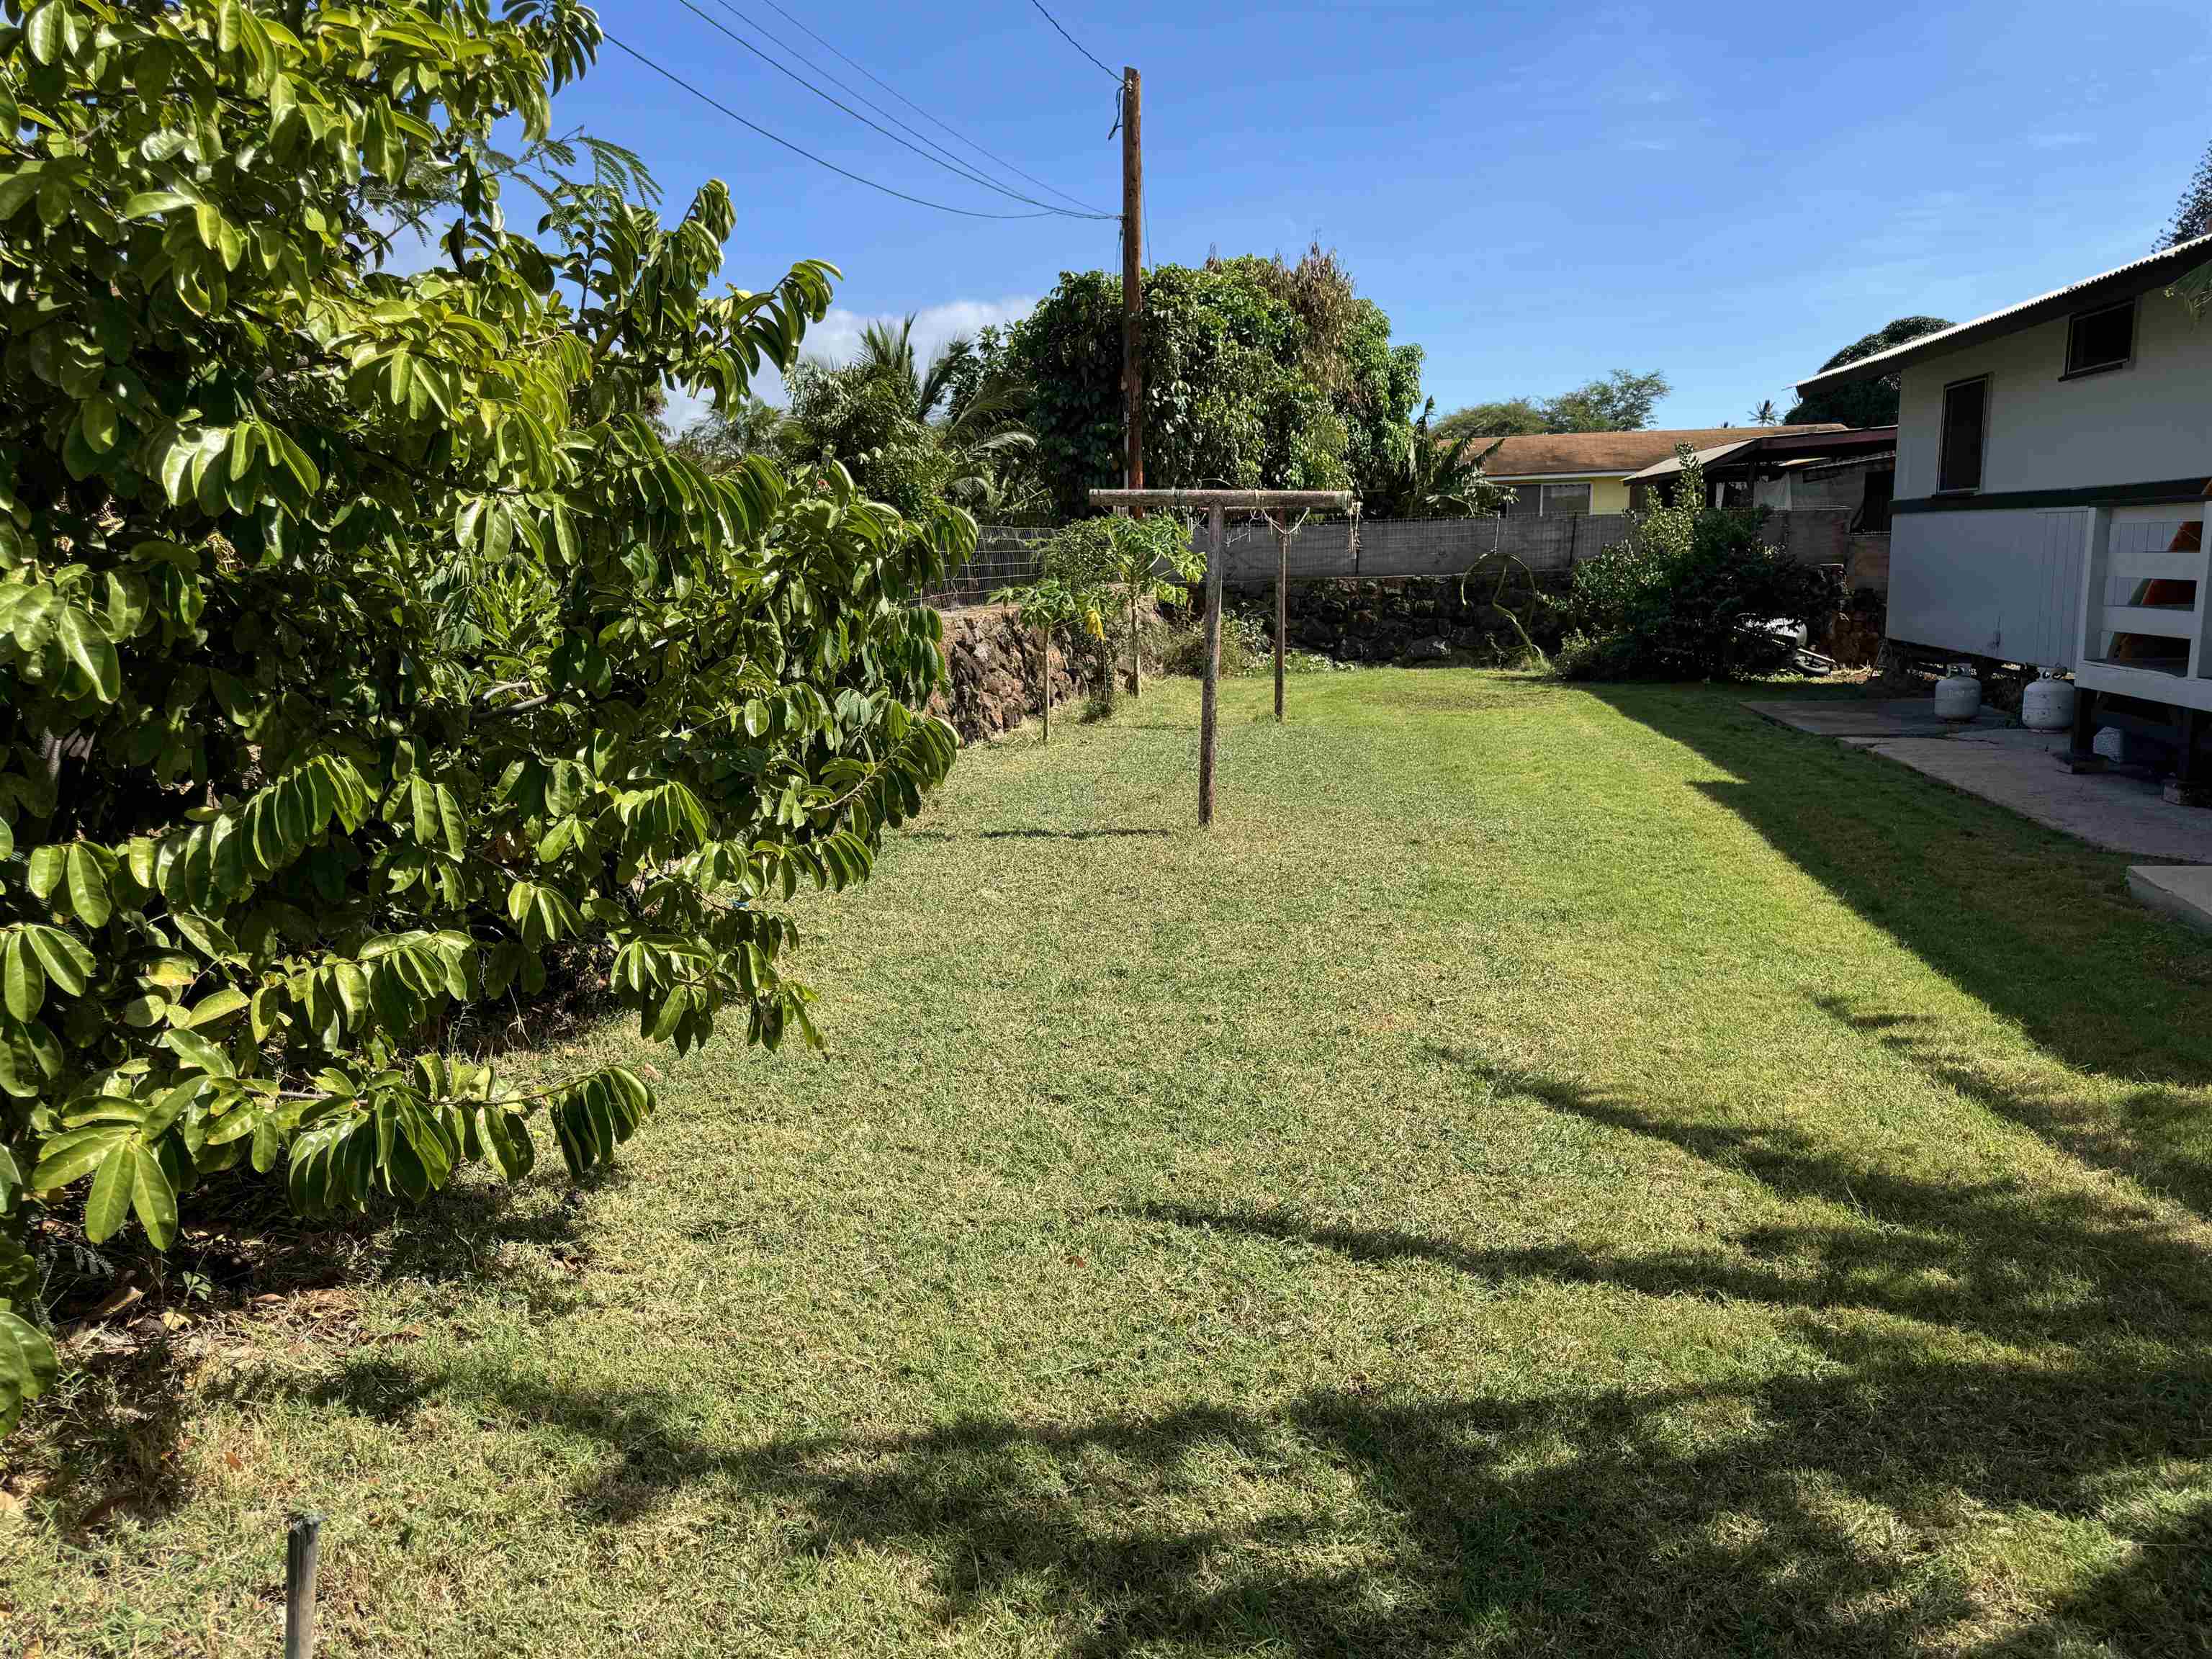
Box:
[9,669,2212,1657]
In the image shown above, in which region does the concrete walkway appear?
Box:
[1744,697,2212,863]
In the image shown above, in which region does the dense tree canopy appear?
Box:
[0,0,965,1431]
[999,247,1424,518]
[2166,137,2212,248]
[1433,370,1672,442]
[1784,316,1954,427]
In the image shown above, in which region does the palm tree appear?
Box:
[801,313,1037,510]
[1748,397,1782,426]
[853,316,972,423]
[668,394,785,472]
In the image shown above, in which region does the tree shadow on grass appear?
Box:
[275,1061,2212,1655]
[1584,684,2212,1215]
[19,1167,606,1537]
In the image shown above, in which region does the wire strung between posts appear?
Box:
[678,0,1115,219]
[1025,0,1119,80]
[747,0,1117,217]
[603,35,1071,220]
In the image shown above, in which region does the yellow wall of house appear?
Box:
[1496,476,1635,513]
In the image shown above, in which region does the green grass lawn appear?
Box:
[9,669,2212,1657]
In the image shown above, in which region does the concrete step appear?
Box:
[2127,865,2212,935]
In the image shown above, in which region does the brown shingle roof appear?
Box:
[1473,425,1845,478]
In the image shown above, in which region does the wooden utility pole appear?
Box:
[1120,66,1143,492]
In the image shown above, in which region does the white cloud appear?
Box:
[796,295,1038,375]
[660,294,1035,436]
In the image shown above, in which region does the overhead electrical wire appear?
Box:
[751,0,1113,217]
[603,34,1070,220]
[693,0,1111,219]
[675,0,1114,219]
[1025,0,1118,81]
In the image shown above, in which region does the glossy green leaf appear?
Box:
[84,1141,135,1242]
[64,844,111,928]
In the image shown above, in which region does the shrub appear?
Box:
[0,0,965,1431]
[1557,452,1839,681]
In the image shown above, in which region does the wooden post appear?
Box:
[1274,516,1288,721]
[285,1513,322,1659]
[1128,587,1142,701]
[1198,505,1223,826]
[2068,684,2099,768]
[1120,68,1143,493]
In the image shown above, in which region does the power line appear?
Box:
[754,0,1112,217]
[603,35,1070,220]
[696,0,1112,220]
[674,0,1112,220]
[1025,0,1118,80]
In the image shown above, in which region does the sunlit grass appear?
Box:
[9,670,2212,1656]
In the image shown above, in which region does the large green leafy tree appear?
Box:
[2166,137,2212,248]
[1005,249,1421,519]
[0,0,968,1432]
[1784,317,1953,427]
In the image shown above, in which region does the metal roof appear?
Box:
[1622,426,1899,482]
[1793,234,2212,394]
[1624,440,1758,482]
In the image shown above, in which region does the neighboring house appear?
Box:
[1476,425,1843,516]
[1793,233,2212,754]
[1622,426,1898,528]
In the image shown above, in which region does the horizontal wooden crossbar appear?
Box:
[1088,489,1359,511]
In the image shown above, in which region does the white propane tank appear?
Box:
[2021,668,2077,732]
[1934,663,1983,722]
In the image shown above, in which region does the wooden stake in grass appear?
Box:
[1273,515,1289,722]
[285,1512,322,1659]
[1200,504,1223,825]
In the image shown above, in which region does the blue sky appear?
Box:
[539,0,2212,430]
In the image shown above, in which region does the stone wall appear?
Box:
[1811,534,1891,665]
[1219,573,1571,665]
[930,604,1106,742]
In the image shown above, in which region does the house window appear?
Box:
[1541,482,1592,516]
[1938,376,1987,493]
[2064,299,2134,377]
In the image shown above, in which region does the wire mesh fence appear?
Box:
[921,510,1862,608]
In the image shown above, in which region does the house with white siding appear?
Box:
[1794,235,2212,775]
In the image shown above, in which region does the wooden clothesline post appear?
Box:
[1090,488,1356,826]
[1273,513,1288,722]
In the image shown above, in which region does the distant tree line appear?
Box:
[1430,370,1673,442]
[675,246,1502,524]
